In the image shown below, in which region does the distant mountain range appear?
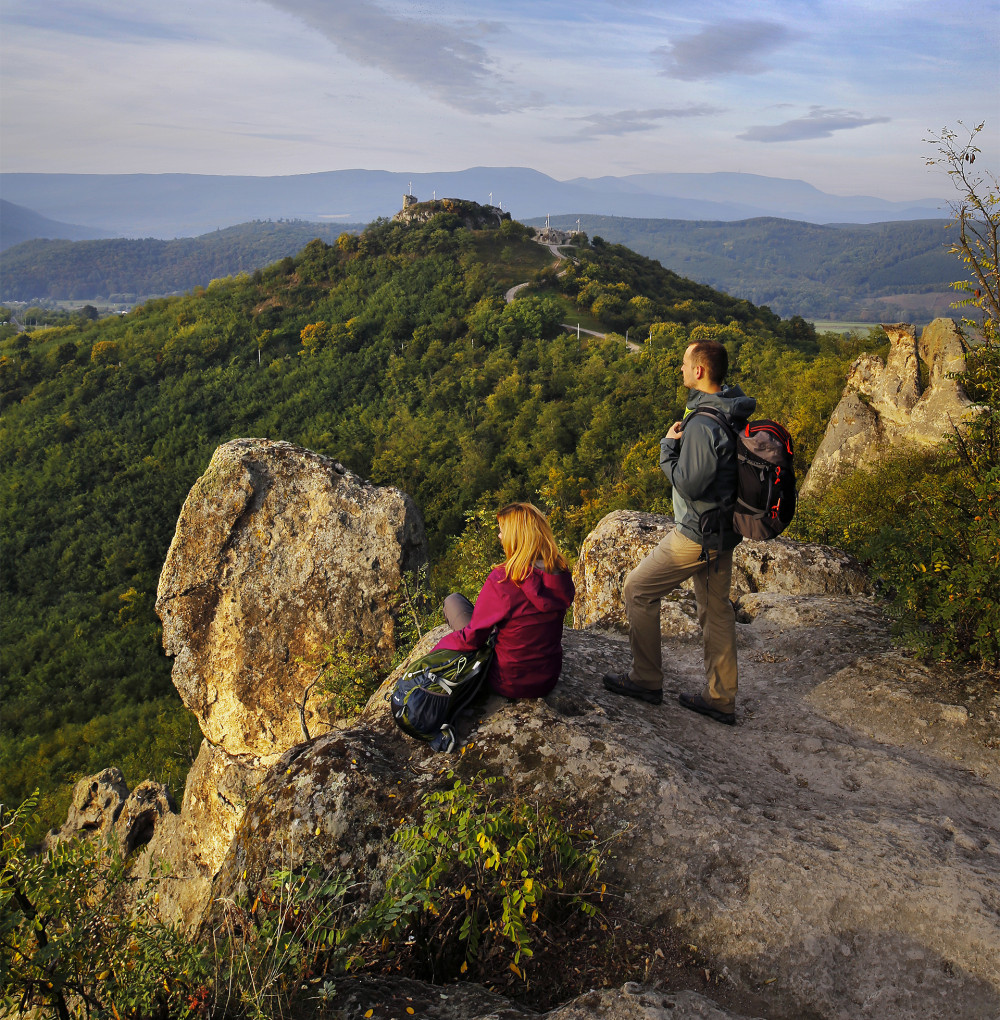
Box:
[0,168,949,240]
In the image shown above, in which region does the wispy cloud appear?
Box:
[739,107,891,143]
[570,105,723,139]
[264,0,528,114]
[654,19,797,80]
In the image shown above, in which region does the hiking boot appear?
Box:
[602,672,662,705]
[678,692,736,725]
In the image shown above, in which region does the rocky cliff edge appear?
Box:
[59,441,1000,1020]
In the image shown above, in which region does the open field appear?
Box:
[809,320,884,334]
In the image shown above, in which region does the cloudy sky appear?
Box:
[1,0,997,199]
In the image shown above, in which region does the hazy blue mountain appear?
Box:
[0,199,114,251]
[0,169,948,240]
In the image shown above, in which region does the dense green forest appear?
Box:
[0,219,364,302]
[2,212,963,325]
[537,214,964,321]
[0,206,898,831]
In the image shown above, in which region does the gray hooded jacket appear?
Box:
[660,384,757,550]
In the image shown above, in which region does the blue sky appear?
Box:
[1,0,997,199]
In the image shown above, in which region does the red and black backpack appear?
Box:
[686,407,796,541]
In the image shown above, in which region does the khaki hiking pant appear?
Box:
[623,527,738,711]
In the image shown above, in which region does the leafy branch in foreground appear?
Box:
[925,120,1000,322]
[1,791,206,1019]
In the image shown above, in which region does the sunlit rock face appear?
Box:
[155,438,426,762]
[139,438,425,926]
[801,318,977,497]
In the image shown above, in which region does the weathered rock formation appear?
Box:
[800,318,977,497]
[45,767,175,856]
[134,439,425,922]
[573,510,871,637]
[61,449,1000,1018]
[156,438,426,761]
[393,197,510,230]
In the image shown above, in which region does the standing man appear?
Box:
[602,340,756,724]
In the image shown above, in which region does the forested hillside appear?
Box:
[0,219,364,301]
[538,215,962,321]
[2,213,961,324]
[0,206,882,829]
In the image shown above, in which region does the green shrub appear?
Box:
[1,793,206,1019]
[1,795,352,1019]
[364,773,604,982]
[794,454,1000,669]
[864,465,1000,667]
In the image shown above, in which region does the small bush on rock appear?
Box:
[362,773,604,984]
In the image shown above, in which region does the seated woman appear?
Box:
[433,502,575,699]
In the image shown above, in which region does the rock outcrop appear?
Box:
[201,595,1000,1020]
[156,438,426,761]
[45,767,175,856]
[800,318,977,497]
[393,197,510,230]
[69,449,999,1019]
[135,440,425,922]
[573,510,871,636]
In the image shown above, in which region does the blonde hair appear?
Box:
[497,503,568,583]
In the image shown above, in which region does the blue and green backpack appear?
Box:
[389,633,496,752]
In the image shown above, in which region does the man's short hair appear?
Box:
[688,341,728,385]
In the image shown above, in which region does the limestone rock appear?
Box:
[801,318,977,496]
[572,510,871,634]
[538,985,753,1019]
[572,510,699,637]
[197,601,1000,1019]
[155,438,426,761]
[205,726,420,932]
[179,739,266,873]
[44,767,129,847]
[45,769,175,860]
[113,780,175,856]
[330,977,755,1018]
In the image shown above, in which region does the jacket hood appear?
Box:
[517,566,575,613]
[686,384,757,422]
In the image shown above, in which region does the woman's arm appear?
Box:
[435,573,510,652]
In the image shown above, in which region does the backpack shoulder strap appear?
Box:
[681,405,738,440]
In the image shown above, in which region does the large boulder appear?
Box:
[572,510,871,634]
[156,438,427,762]
[139,439,426,925]
[801,318,977,497]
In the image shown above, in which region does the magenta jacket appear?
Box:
[433,565,576,698]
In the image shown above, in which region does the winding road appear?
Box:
[505,241,642,352]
